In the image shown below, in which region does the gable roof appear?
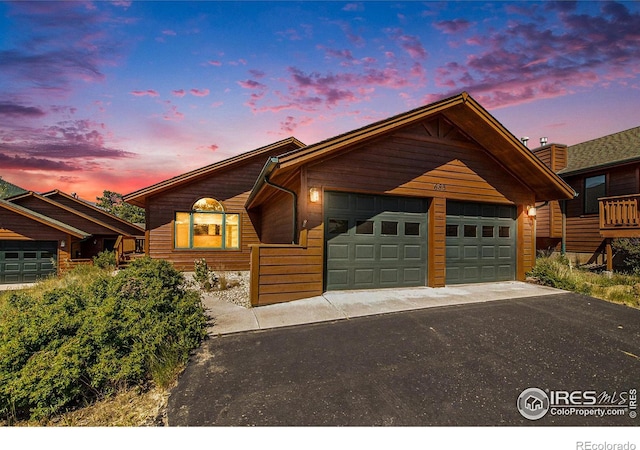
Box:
[7,191,137,236]
[558,126,640,176]
[42,189,144,235]
[0,198,91,239]
[247,92,575,207]
[124,137,306,208]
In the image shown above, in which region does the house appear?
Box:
[125,92,575,306]
[533,126,640,270]
[0,190,144,284]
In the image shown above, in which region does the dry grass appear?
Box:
[5,387,169,427]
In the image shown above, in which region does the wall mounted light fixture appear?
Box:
[527,206,537,217]
[60,239,66,248]
[309,187,321,203]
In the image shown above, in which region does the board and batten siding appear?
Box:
[146,157,268,272]
[250,115,537,305]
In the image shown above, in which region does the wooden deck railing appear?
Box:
[115,235,146,268]
[599,194,640,237]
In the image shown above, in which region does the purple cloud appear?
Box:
[434,19,472,34]
[385,28,428,61]
[432,1,640,109]
[0,152,78,171]
[0,102,46,118]
[0,2,125,97]
[190,88,210,97]
[130,90,160,97]
[172,89,186,97]
[0,119,134,161]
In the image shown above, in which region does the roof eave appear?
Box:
[0,199,91,239]
[124,137,305,207]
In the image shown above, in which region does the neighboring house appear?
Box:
[0,190,144,284]
[533,126,640,270]
[125,92,574,306]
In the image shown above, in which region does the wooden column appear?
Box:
[605,239,613,272]
[428,197,446,287]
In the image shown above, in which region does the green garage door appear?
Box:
[324,192,428,291]
[0,241,57,284]
[446,201,516,284]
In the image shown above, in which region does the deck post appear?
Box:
[605,239,613,272]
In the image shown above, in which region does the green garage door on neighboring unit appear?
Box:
[445,201,516,284]
[324,192,428,291]
[0,241,57,284]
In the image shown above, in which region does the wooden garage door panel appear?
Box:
[325,192,428,291]
[445,201,516,284]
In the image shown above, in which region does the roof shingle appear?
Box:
[559,126,640,175]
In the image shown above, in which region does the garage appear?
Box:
[0,241,57,284]
[445,201,516,284]
[324,192,428,290]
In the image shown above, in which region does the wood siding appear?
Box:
[258,176,301,244]
[0,209,69,241]
[146,156,269,271]
[250,232,323,306]
[561,163,640,255]
[252,115,537,305]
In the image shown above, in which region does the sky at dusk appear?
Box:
[1,0,640,201]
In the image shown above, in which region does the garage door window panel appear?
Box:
[464,225,477,238]
[405,222,421,236]
[328,219,349,235]
[381,221,398,236]
[356,220,374,235]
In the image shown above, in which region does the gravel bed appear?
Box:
[184,271,251,309]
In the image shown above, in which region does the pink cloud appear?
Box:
[197,144,220,152]
[208,60,222,66]
[162,29,177,36]
[190,88,210,97]
[172,89,186,97]
[130,89,159,97]
[163,104,184,121]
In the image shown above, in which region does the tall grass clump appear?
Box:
[0,257,206,423]
[528,255,640,309]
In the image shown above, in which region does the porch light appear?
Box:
[527,206,537,217]
[309,187,321,203]
[60,240,66,248]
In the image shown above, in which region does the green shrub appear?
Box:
[612,238,640,274]
[0,258,206,422]
[93,250,116,269]
[193,258,218,291]
[527,256,578,291]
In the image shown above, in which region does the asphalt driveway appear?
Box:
[167,293,640,426]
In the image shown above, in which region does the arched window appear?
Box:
[175,198,240,249]
[192,197,224,212]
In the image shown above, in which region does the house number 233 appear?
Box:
[433,183,446,191]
